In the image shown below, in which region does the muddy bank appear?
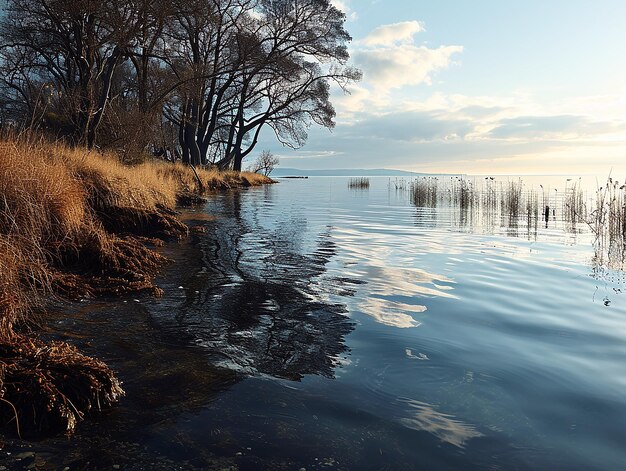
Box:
[0,137,273,437]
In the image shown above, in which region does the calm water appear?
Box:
[4,177,626,470]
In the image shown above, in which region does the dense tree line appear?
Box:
[0,0,360,170]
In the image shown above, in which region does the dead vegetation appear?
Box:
[0,135,272,436]
[0,334,124,437]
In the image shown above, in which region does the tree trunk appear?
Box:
[199,138,210,165]
[87,47,123,149]
[184,123,201,166]
[233,147,243,172]
[178,123,189,164]
[215,154,234,171]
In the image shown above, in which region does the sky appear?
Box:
[261,0,626,175]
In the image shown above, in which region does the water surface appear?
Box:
[3,176,626,470]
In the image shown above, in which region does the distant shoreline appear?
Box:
[272,168,464,177]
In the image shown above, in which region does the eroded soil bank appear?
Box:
[0,190,358,470]
[0,137,272,437]
[0,225,236,469]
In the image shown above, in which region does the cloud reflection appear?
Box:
[399,399,483,448]
[358,297,425,328]
[337,252,457,328]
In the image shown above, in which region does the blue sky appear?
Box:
[262,0,626,175]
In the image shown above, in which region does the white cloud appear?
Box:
[354,44,463,90]
[361,21,424,46]
[273,150,341,160]
[335,21,462,114]
[332,84,388,114]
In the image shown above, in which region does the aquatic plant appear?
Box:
[563,179,587,227]
[588,178,626,267]
[407,173,626,267]
[410,176,540,234]
[348,177,370,189]
[410,177,439,207]
[526,188,540,234]
[502,180,523,221]
[388,178,409,191]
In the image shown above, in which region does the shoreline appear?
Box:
[0,137,273,437]
[0,214,244,469]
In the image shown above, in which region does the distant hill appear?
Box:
[271,168,429,177]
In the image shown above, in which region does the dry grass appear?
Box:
[156,162,273,200]
[0,138,177,331]
[0,134,272,435]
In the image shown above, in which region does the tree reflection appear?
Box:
[168,191,355,381]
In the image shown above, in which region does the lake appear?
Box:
[4,176,626,470]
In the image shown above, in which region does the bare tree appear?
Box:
[0,0,150,147]
[249,150,278,176]
[213,0,361,171]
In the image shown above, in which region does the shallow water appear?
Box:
[3,177,626,470]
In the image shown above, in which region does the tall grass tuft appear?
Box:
[389,178,409,191]
[589,178,626,267]
[502,180,523,221]
[526,188,540,234]
[410,177,439,207]
[348,177,370,189]
[563,179,587,231]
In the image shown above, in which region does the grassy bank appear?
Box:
[0,136,272,437]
